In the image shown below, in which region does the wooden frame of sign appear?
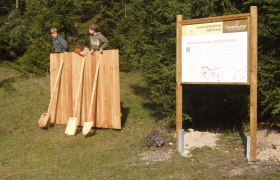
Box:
[176,6,257,161]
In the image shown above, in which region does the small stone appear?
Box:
[144,127,164,147]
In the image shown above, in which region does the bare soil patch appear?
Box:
[139,145,175,162]
[182,130,220,157]
[182,129,280,162]
[257,129,280,161]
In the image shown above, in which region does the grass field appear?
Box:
[0,62,279,179]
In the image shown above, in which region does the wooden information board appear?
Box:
[176,7,257,160]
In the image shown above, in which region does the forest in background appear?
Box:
[0,0,279,127]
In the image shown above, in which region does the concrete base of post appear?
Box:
[178,129,184,154]
[246,135,251,161]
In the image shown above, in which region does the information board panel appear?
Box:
[182,20,248,83]
[176,7,258,161]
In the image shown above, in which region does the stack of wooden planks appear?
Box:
[49,50,121,129]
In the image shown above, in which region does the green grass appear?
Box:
[0,63,280,179]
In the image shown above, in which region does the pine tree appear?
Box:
[17,0,82,74]
[242,0,280,119]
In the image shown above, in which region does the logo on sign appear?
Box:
[224,20,247,32]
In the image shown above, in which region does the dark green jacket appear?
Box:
[89,32,108,50]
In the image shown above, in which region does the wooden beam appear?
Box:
[249,6,258,161]
[181,82,250,86]
[176,15,183,149]
[182,13,250,25]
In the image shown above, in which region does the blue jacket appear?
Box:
[53,35,67,53]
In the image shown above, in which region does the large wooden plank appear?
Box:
[86,53,98,126]
[111,51,121,129]
[81,53,97,126]
[96,51,113,128]
[50,53,60,124]
[50,51,121,129]
[80,55,89,125]
[50,53,59,124]
[71,53,84,125]
[60,53,73,124]
[50,53,73,124]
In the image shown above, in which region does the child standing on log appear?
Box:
[87,24,108,54]
[50,27,68,53]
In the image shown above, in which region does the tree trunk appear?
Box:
[16,0,19,9]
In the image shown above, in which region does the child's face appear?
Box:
[89,29,95,35]
[51,32,58,38]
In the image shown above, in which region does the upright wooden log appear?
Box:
[249,6,258,161]
[176,15,183,149]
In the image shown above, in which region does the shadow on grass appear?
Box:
[130,84,164,121]
[143,102,164,120]
[121,102,130,128]
[0,77,16,92]
[239,129,248,157]
[84,129,97,137]
[129,85,150,99]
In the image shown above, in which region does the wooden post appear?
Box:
[249,6,258,161]
[176,15,183,149]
